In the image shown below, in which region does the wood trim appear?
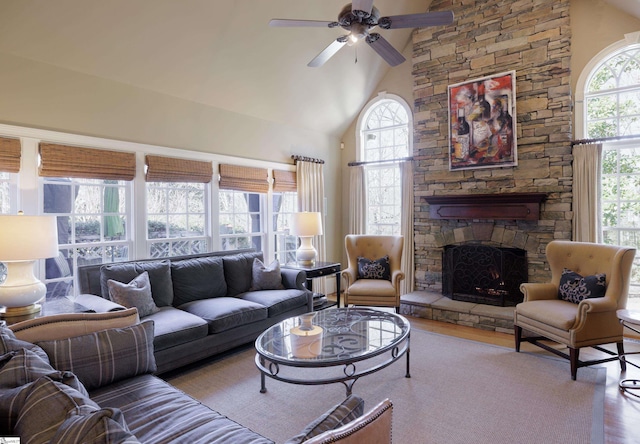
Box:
[422,193,547,221]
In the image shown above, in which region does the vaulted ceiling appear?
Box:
[0,1,636,140]
[0,0,436,138]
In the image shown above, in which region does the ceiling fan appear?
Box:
[269,0,454,67]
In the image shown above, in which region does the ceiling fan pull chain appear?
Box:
[355,46,358,64]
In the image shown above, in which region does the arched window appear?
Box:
[585,44,640,138]
[357,93,412,235]
[581,37,640,303]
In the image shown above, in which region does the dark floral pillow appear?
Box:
[558,268,606,304]
[357,256,391,281]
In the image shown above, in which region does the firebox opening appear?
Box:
[442,244,527,307]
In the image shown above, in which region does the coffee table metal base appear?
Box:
[256,335,410,396]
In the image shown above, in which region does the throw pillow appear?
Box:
[284,394,365,444]
[100,260,174,307]
[36,321,156,391]
[51,407,140,444]
[107,272,160,318]
[558,268,607,304]
[250,258,285,291]
[0,326,50,362]
[15,376,100,444]
[357,256,391,281]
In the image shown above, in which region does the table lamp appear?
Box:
[0,213,59,317]
[290,212,323,266]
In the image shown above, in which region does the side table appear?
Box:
[282,261,341,310]
[617,309,640,397]
[1,297,93,325]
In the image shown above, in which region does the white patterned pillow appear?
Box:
[250,258,285,291]
[558,268,606,304]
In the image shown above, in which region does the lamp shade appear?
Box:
[0,215,59,261]
[290,212,323,237]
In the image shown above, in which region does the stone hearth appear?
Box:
[400,290,515,334]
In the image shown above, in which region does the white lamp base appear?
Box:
[296,236,317,266]
[0,260,46,318]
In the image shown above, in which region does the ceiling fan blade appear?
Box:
[269,19,336,28]
[308,39,347,68]
[352,0,374,16]
[378,11,454,29]
[366,33,406,67]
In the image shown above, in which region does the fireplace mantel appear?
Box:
[423,193,547,221]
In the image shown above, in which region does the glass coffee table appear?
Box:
[255,307,411,396]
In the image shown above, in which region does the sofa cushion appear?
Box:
[179,297,268,334]
[143,306,209,352]
[101,260,174,307]
[108,271,160,318]
[170,256,227,306]
[558,268,607,303]
[51,407,140,444]
[15,376,101,444]
[36,322,156,391]
[240,289,309,318]
[223,252,263,296]
[250,258,285,291]
[90,374,273,444]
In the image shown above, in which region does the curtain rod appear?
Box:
[348,156,414,167]
[571,134,640,146]
[291,155,324,164]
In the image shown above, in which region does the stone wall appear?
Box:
[412,0,572,291]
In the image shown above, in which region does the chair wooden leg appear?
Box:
[514,325,522,352]
[617,341,627,372]
[570,347,579,381]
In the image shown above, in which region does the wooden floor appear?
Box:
[406,315,640,444]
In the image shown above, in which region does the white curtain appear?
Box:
[572,143,602,243]
[400,161,414,295]
[296,160,326,293]
[348,165,366,235]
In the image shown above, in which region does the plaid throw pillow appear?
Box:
[36,322,156,391]
[558,268,606,304]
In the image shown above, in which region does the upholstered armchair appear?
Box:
[514,240,636,380]
[342,235,404,312]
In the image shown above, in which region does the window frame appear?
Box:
[356,92,412,235]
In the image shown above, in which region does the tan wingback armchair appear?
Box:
[514,240,636,380]
[342,235,404,311]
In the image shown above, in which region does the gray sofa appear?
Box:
[76,249,312,374]
[1,311,370,443]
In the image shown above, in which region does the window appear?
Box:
[147,182,208,257]
[272,191,298,264]
[42,178,131,298]
[359,96,410,235]
[219,190,264,251]
[0,172,15,214]
[584,42,640,302]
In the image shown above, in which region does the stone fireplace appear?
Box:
[411,0,572,296]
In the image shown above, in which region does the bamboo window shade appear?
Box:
[0,137,21,173]
[39,143,136,181]
[145,155,213,183]
[219,164,269,193]
[273,169,297,192]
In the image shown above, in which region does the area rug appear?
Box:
[165,329,605,444]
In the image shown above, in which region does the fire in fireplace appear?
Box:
[442,244,527,306]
